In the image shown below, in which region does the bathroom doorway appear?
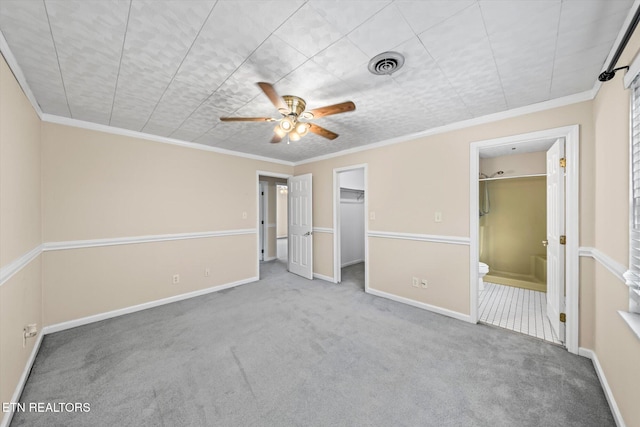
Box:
[333,165,368,291]
[469,126,580,354]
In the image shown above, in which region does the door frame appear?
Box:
[256,171,292,280]
[469,125,579,354]
[259,180,267,262]
[333,164,369,291]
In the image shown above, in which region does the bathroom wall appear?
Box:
[480,152,547,290]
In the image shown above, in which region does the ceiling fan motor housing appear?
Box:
[281,95,306,117]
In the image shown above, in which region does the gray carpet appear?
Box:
[12,261,613,426]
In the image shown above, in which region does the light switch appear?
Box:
[370,211,376,220]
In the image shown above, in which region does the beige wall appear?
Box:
[0,56,42,424]
[295,101,593,316]
[480,150,546,178]
[43,235,255,325]
[591,23,640,427]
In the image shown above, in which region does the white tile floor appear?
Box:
[479,282,562,345]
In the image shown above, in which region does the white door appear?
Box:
[546,138,565,342]
[289,174,313,279]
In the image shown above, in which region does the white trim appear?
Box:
[367,288,472,323]
[0,245,42,286]
[368,230,470,246]
[578,246,626,283]
[341,259,365,268]
[263,256,277,262]
[0,30,43,119]
[42,114,294,166]
[619,311,640,340]
[313,272,335,282]
[42,229,256,251]
[295,92,592,166]
[578,348,626,427]
[43,276,258,334]
[0,331,44,427]
[470,125,580,354]
[625,48,640,88]
[313,227,333,233]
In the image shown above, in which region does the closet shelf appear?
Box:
[479,173,545,182]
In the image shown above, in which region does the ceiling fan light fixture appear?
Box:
[273,125,287,138]
[295,122,309,136]
[301,111,314,120]
[279,117,294,132]
[289,130,301,142]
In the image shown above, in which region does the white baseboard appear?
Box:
[43,276,258,334]
[262,256,276,262]
[0,331,44,427]
[366,288,472,323]
[341,259,364,268]
[578,347,626,427]
[313,272,336,283]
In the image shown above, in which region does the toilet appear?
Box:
[479,262,490,292]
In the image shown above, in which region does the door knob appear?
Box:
[304,231,312,236]
[542,240,548,247]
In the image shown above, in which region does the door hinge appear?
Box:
[261,191,264,196]
[261,221,264,224]
[560,313,566,323]
[559,235,566,245]
[261,249,264,254]
[559,157,566,168]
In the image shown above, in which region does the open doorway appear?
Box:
[470,126,579,354]
[334,165,368,291]
[257,172,291,280]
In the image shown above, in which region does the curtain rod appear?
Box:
[599,5,640,82]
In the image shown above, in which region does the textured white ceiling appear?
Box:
[0,0,634,162]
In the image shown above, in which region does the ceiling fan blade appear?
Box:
[308,101,355,119]
[270,133,283,144]
[308,123,338,140]
[219,117,275,122]
[257,82,288,112]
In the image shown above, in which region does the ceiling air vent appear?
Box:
[368,51,405,76]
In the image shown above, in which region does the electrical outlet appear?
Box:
[242,211,247,219]
[421,279,428,289]
[205,268,210,277]
[369,211,376,220]
[412,277,420,288]
[172,274,180,284]
[434,212,442,222]
[23,324,37,348]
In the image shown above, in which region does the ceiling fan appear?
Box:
[220,82,356,143]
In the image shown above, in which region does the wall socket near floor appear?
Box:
[421,279,428,289]
[412,277,420,288]
[172,274,180,284]
[434,211,443,222]
[205,268,210,277]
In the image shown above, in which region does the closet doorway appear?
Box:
[333,165,368,290]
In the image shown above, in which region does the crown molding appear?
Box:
[294,90,593,166]
[41,114,295,166]
[0,29,43,119]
